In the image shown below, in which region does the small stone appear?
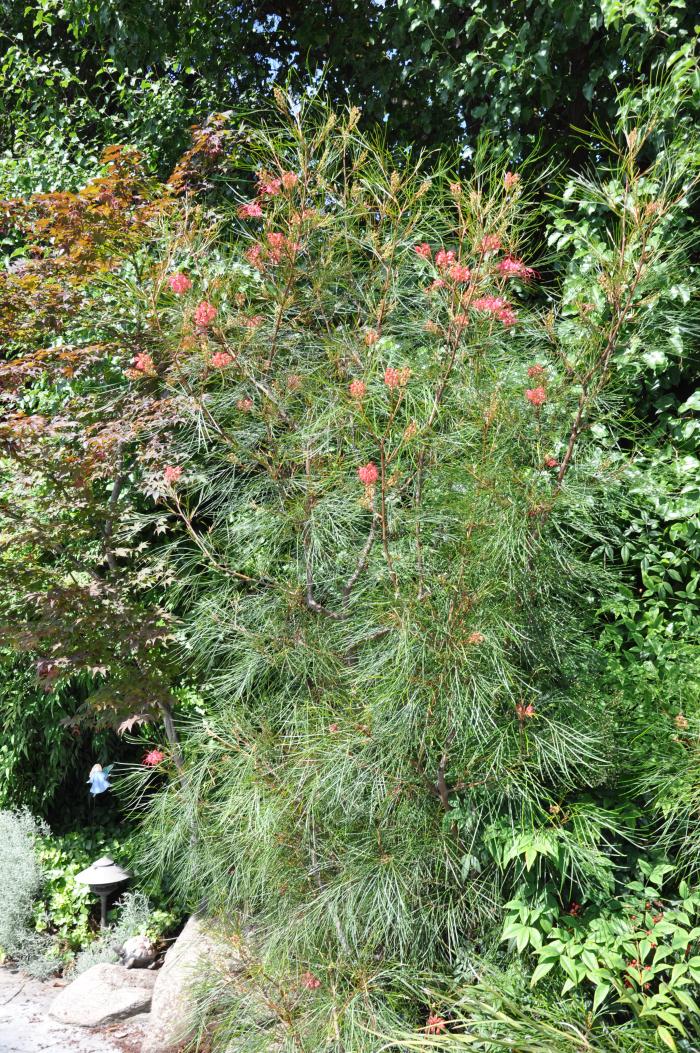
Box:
[119,934,157,969]
[49,963,156,1028]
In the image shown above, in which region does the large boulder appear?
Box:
[141,915,243,1053]
[49,962,156,1027]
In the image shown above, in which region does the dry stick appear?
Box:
[342,511,379,599]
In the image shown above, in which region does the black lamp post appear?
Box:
[76,856,130,928]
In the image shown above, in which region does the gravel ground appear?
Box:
[0,967,148,1053]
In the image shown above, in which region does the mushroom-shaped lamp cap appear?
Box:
[76,856,130,888]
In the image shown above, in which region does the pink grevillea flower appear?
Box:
[132,352,156,375]
[497,307,517,327]
[452,313,470,326]
[435,248,457,270]
[449,181,462,197]
[163,465,183,484]
[281,171,299,190]
[245,243,263,269]
[479,234,502,253]
[143,749,166,766]
[426,278,447,293]
[257,174,282,196]
[301,972,321,990]
[266,231,301,264]
[414,242,432,259]
[448,263,472,283]
[527,363,546,378]
[194,300,217,327]
[237,397,254,412]
[211,351,234,368]
[516,702,536,720]
[329,723,340,733]
[525,386,547,407]
[286,374,302,390]
[349,379,367,400]
[167,272,192,295]
[467,631,485,645]
[384,366,411,389]
[358,462,379,485]
[545,456,559,468]
[238,201,263,219]
[498,256,535,280]
[364,328,380,346]
[241,314,263,329]
[504,171,520,191]
[425,1015,448,1035]
[472,295,507,314]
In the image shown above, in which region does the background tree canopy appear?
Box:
[2,0,699,182]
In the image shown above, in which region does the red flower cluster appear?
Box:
[498,256,535,280]
[358,462,379,485]
[413,242,432,258]
[211,352,234,369]
[238,201,263,219]
[472,296,517,326]
[516,702,536,720]
[472,295,506,313]
[237,397,253,412]
[425,1014,448,1034]
[163,465,182,484]
[448,263,472,283]
[527,364,546,378]
[167,272,192,295]
[525,387,547,407]
[300,972,321,990]
[143,749,165,766]
[479,234,502,253]
[384,366,411,389]
[504,171,520,191]
[131,352,156,375]
[241,314,263,329]
[194,301,217,328]
[349,379,367,400]
[257,174,282,196]
[435,248,457,270]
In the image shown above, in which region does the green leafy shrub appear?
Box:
[33,827,128,953]
[502,861,700,1049]
[32,825,180,964]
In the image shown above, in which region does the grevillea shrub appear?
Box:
[118,95,698,1049]
[2,89,700,1048]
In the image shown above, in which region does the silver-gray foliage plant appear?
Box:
[0,808,54,977]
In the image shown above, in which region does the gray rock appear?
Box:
[49,962,156,1027]
[141,915,243,1053]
